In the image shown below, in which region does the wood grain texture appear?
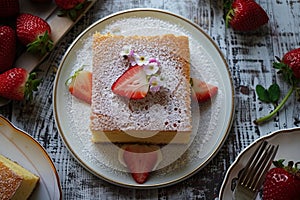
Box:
[0,0,299,199]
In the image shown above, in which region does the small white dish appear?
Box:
[53,8,234,188]
[0,116,62,200]
[219,127,300,199]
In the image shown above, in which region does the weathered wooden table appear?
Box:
[1,0,299,199]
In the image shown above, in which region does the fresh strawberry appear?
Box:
[111,65,149,99]
[0,26,16,73]
[225,0,269,31]
[0,0,19,18]
[55,0,86,21]
[16,13,53,55]
[280,48,300,79]
[190,78,218,102]
[120,144,162,184]
[0,68,41,101]
[263,160,300,200]
[66,68,92,104]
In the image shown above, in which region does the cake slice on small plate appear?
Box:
[0,154,39,200]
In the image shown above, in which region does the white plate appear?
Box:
[219,128,300,199]
[53,8,234,188]
[0,116,62,200]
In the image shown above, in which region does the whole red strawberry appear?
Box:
[0,0,19,18]
[16,13,53,55]
[281,48,300,79]
[55,0,86,21]
[0,68,41,101]
[263,160,300,200]
[0,26,16,73]
[226,0,269,31]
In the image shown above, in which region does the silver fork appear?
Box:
[233,141,279,200]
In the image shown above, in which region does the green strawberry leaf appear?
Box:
[256,84,270,103]
[273,159,285,168]
[268,83,280,103]
[256,83,280,104]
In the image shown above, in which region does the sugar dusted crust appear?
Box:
[0,161,22,199]
[90,33,192,144]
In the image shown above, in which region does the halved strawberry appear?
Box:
[111,65,149,99]
[119,144,162,184]
[66,68,92,104]
[190,78,218,102]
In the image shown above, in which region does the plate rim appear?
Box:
[219,127,300,199]
[53,8,235,189]
[0,115,63,200]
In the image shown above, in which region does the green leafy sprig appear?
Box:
[254,57,300,124]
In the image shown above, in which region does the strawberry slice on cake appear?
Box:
[111,65,149,99]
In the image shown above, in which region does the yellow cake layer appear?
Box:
[0,154,39,200]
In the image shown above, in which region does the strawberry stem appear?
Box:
[27,30,53,56]
[25,72,41,100]
[225,8,234,28]
[254,87,294,124]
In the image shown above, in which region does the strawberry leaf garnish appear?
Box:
[256,83,280,104]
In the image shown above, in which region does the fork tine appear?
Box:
[238,141,279,192]
[248,144,274,189]
[252,144,278,190]
[239,141,268,184]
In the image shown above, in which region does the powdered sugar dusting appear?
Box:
[65,17,223,177]
[91,34,192,133]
